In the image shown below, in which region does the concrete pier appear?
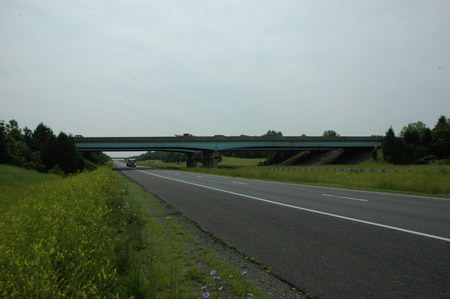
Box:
[202,150,220,168]
[186,152,196,168]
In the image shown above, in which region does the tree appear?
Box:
[400,121,431,146]
[1,120,33,167]
[382,127,412,164]
[323,130,340,137]
[382,127,395,163]
[0,120,85,174]
[399,121,432,162]
[264,130,283,137]
[431,115,450,159]
[32,123,55,152]
[32,124,57,171]
[82,152,110,165]
[5,120,22,141]
[0,121,9,163]
[54,132,84,174]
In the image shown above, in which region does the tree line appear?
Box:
[134,151,193,163]
[0,120,108,174]
[383,115,450,164]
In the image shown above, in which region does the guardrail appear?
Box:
[83,161,97,171]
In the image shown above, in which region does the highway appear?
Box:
[116,164,450,298]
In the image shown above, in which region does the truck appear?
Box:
[126,159,136,167]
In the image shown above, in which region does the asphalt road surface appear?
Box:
[116,164,450,298]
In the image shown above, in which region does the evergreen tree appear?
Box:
[0,121,9,164]
[431,115,450,159]
[54,132,84,174]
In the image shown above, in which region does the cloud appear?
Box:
[1,0,449,140]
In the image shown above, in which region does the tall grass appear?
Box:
[0,166,133,297]
[0,165,59,210]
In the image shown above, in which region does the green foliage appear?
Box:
[82,152,110,165]
[133,151,199,163]
[160,151,187,163]
[383,116,450,165]
[371,148,378,161]
[323,130,340,137]
[264,130,283,137]
[0,120,84,174]
[431,115,450,159]
[54,132,84,174]
[219,156,266,167]
[133,151,162,161]
[0,165,58,210]
[0,167,129,297]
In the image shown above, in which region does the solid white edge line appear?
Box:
[322,193,368,202]
[136,169,450,242]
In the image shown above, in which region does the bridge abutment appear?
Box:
[202,150,219,168]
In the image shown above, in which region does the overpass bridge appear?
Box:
[74,136,383,168]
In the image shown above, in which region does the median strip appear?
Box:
[137,169,450,243]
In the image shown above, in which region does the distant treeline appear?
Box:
[383,115,450,164]
[0,120,109,174]
[134,151,193,163]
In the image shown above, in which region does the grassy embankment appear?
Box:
[138,154,450,197]
[0,165,267,298]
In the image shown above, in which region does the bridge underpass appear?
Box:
[74,136,383,168]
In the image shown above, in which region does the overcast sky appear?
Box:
[1,0,449,141]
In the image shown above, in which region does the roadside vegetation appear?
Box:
[0,165,267,298]
[0,119,109,175]
[383,115,450,165]
[0,166,127,297]
[152,162,450,197]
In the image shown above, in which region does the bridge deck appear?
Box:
[74,136,383,152]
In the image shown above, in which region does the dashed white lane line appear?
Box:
[233,181,248,185]
[136,169,450,242]
[322,193,368,202]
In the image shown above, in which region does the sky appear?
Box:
[1,0,449,143]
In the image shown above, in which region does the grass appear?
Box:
[0,165,60,210]
[219,157,266,167]
[0,166,128,297]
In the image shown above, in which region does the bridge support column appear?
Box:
[186,152,196,168]
[202,150,219,168]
